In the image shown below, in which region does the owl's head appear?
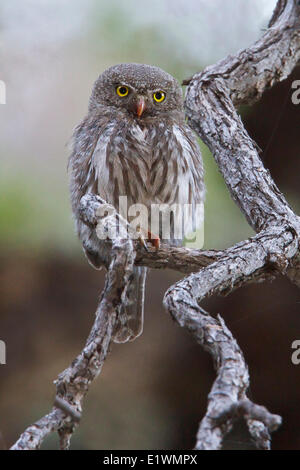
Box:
[89,63,184,120]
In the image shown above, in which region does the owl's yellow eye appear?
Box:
[153,91,165,103]
[116,85,129,97]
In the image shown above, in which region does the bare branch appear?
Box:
[164,228,296,449]
[163,0,300,450]
[185,3,300,233]
[11,222,135,449]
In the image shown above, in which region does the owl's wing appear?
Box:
[68,115,113,268]
[68,116,146,343]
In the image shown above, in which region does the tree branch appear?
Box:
[164,0,300,450]
[11,220,135,449]
[163,227,295,449]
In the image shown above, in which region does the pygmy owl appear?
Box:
[68,63,204,343]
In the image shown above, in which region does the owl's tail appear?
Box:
[112,266,147,343]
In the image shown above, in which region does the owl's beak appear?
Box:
[136,96,146,118]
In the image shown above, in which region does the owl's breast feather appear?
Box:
[91,119,204,207]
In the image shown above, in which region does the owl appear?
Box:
[68,63,204,343]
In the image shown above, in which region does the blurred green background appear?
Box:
[0,0,299,450]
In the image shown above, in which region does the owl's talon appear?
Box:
[147,231,160,250]
[135,229,160,251]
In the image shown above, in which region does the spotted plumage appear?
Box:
[68,63,205,342]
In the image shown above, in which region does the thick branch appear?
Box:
[185,0,300,233]
[164,228,295,449]
[163,0,300,450]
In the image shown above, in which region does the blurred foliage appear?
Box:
[0,169,76,254]
[200,141,253,248]
[88,1,195,79]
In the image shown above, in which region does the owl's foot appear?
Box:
[135,228,160,251]
[147,231,160,250]
[136,232,149,252]
[134,226,149,252]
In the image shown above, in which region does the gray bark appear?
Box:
[11,0,300,450]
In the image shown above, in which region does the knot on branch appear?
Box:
[215,399,282,432]
[263,225,299,274]
[213,399,282,450]
[54,397,81,424]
